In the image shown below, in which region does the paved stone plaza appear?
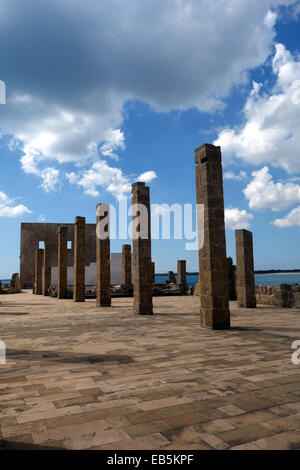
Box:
[1,292,300,450]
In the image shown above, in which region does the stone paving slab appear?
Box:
[0,291,300,450]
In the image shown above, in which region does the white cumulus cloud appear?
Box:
[40,168,60,193]
[225,207,253,230]
[224,170,247,181]
[273,206,300,227]
[0,191,32,217]
[0,0,296,197]
[215,42,300,173]
[243,166,300,211]
[67,160,132,200]
[99,129,126,160]
[137,171,157,183]
[264,9,278,28]
[67,161,157,199]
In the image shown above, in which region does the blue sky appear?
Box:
[0,0,300,277]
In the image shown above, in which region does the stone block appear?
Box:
[235,229,256,308]
[195,144,230,329]
[73,216,86,302]
[96,204,111,307]
[132,182,153,315]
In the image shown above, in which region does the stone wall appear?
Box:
[51,255,133,286]
[255,284,300,308]
[20,223,97,288]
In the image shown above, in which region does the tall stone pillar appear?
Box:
[235,229,256,308]
[227,257,237,301]
[177,260,186,285]
[43,245,52,296]
[195,144,230,329]
[151,262,155,284]
[73,216,86,302]
[122,244,132,286]
[34,248,44,295]
[34,248,43,295]
[58,226,68,299]
[132,182,153,315]
[96,204,111,307]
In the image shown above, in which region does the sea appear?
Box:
[2,273,300,289]
[155,273,300,288]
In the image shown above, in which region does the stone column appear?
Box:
[227,257,237,301]
[168,271,176,283]
[151,262,155,284]
[177,260,186,285]
[122,244,132,286]
[34,248,43,295]
[96,204,111,307]
[11,274,21,293]
[235,229,256,308]
[132,182,153,315]
[73,216,86,302]
[43,244,52,296]
[58,226,68,299]
[195,144,230,329]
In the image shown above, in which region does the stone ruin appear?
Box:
[168,271,177,284]
[132,182,153,315]
[73,216,86,303]
[58,226,68,299]
[20,222,97,289]
[96,204,111,307]
[177,260,187,286]
[194,256,237,301]
[122,244,132,287]
[256,284,300,308]
[23,142,260,328]
[0,273,22,295]
[195,144,231,329]
[235,229,256,308]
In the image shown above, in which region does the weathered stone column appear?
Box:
[227,257,237,301]
[151,262,155,284]
[43,244,52,296]
[58,226,68,299]
[11,274,21,293]
[73,216,86,302]
[235,229,256,308]
[34,248,43,295]
[168,271,176,283]
[195,144,230,329]
[122,244,132,286]
[96,204,111,307]
[177,260,186,285]
[132,182,153,315]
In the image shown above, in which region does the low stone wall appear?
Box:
[255,283,300,308]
